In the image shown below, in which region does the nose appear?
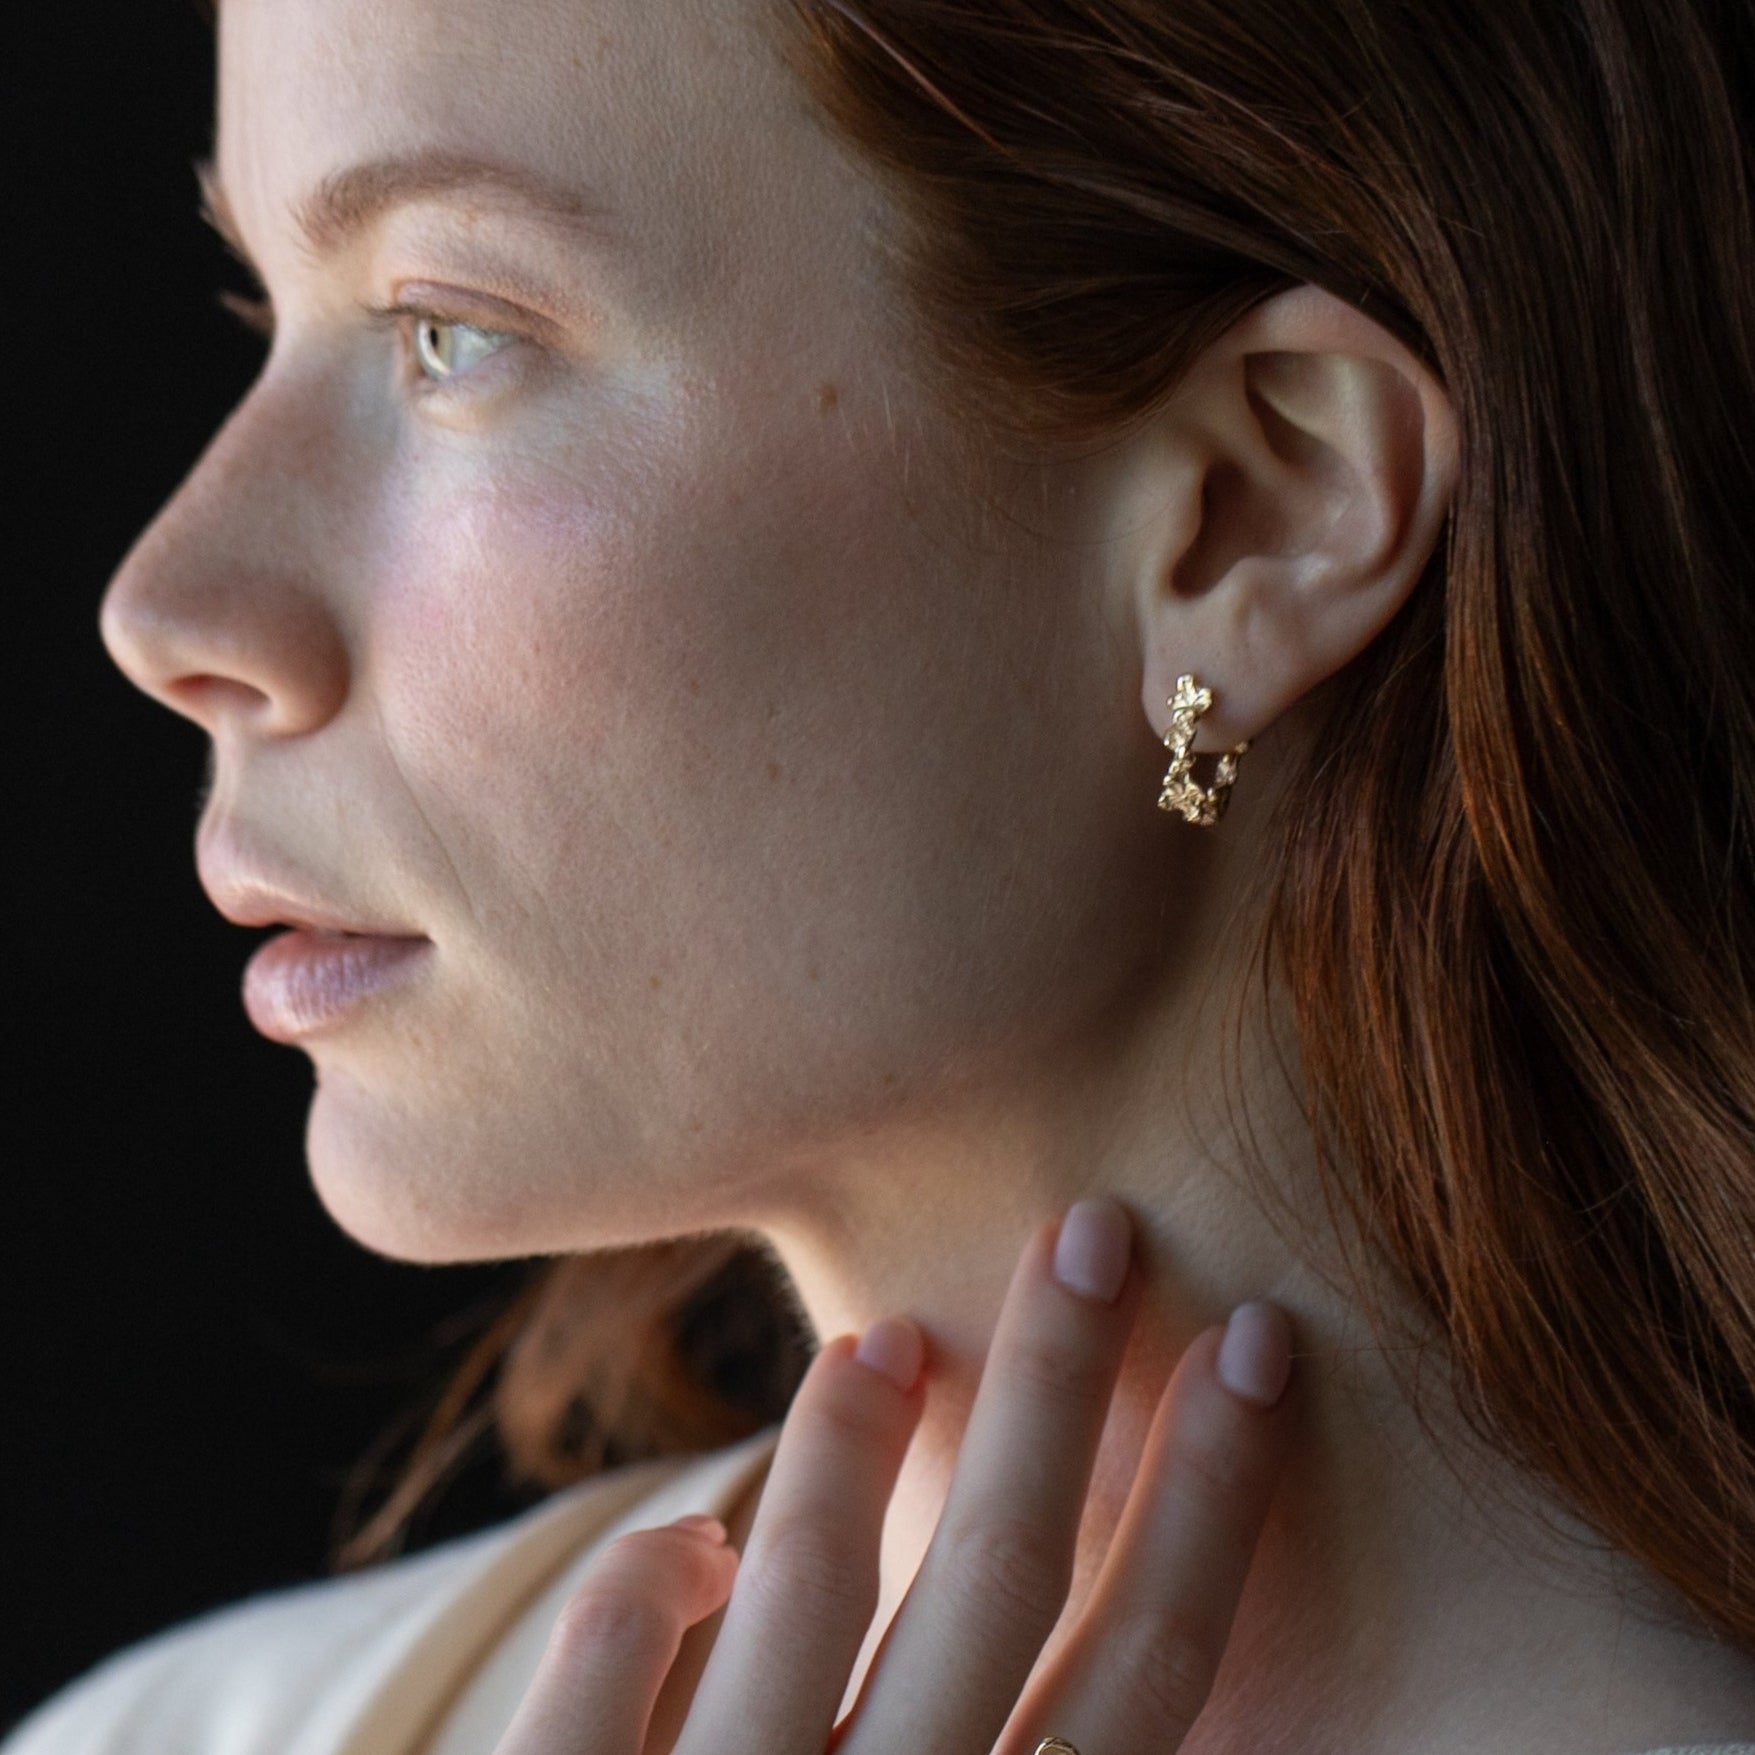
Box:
[100,384,352,741]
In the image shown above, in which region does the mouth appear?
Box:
[202,868,429,940]
[196,836,434,1040]
[214,891,425,940]
[256,921,403,939]
[242,926,433,1043]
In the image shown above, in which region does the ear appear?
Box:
[1121,283,1459,751]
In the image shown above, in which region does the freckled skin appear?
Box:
[95,0,1755,1741]
[100,0,1166,1264]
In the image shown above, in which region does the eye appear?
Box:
[407,313,515,384]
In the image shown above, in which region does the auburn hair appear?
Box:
[324,0,1755,1652]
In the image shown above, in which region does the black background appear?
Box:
[9,5,547,1730]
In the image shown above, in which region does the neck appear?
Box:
[743,980,1755,1753]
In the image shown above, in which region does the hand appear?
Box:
[491,1197,1298,1755]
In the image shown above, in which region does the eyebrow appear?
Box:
[194,149,620,271]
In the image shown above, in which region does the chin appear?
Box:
[301,1072,549,1264]
[299,1062,741,1267]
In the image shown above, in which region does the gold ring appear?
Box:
[1034,1741,1081,1755]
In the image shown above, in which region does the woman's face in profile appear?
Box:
[101,0,1170,1262]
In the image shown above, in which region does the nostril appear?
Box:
[165,672,282,731]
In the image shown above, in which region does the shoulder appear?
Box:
[0,1526,487,1755]
[0,1433,776,1755]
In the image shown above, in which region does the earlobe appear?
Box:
[1134,283,1459,752]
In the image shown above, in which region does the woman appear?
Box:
[7,0,1753,1749]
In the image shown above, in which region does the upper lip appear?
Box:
[198,837,424,939]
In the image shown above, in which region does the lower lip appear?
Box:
[242,930,432,1042]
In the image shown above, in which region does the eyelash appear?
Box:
[214,289,518,394]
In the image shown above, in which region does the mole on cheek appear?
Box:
[817,382,839,413]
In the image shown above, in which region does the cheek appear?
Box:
[361,408,936,932]
[355,442,871,1081]
[367,465,697,883]
[342,408,1148,1170]
[375,475,635,742]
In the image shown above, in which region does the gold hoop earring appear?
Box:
[1157,673,1249,826]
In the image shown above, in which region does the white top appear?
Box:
[3,1425,1748,1755]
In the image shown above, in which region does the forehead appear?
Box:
[213,0,885,321]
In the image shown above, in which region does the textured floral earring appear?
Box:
[1157,673,1249,826]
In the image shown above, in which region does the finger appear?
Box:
[670,1316,926,1755]
[1004,1300,1298,1754]
[836,1197,1143,1755]
[491,1517,737,1755]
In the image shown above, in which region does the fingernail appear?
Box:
[672,1514,728,1543]
[854,1316,924,1391]
[1052,1197,1133,1304]
[1216,1300,1293,1408]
